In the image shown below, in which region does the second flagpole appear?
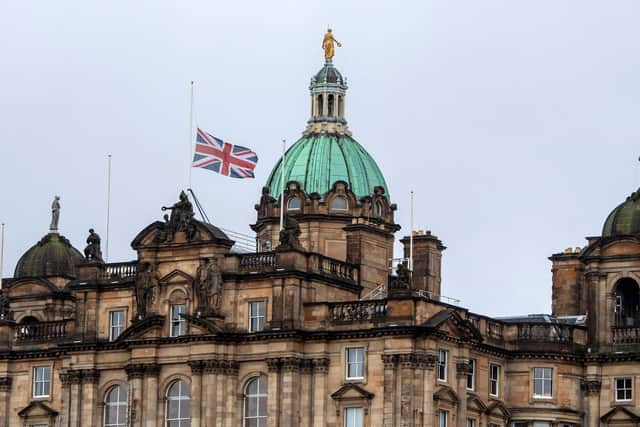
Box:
[188,81,194,190]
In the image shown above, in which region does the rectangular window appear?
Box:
[438,410,448,427]
[344,407,363,427]
[512,423,528,427]
[248,301,265,332]
[533,367,553,398]
[467,419,476,427]
[532,423,551,427]
[109,310,125,341]
[489,364,500,397]
[32,366,51,398]
[467,359,476,390]
[170,304,186,337]
[615,377,633,401]
[438,350,448,381]
[346,347,365,380]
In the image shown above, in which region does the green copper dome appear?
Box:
[603,188,640,237]
[265,134,389,200]
[14,233,84,279]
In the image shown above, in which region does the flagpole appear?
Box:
[280,139,286,231]
[105,154,112,262]
[188,81,194,190]
[0,223,5,290]
[409,190,414,271]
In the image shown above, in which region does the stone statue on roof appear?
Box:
[50,196,60,232]
[322,28,341,61]
[84,228,103,262]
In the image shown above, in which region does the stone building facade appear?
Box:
[0,54,639,427]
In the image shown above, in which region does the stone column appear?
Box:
[189,361,204,427]
[280,357,301,427]
[58,372,72,427]
[581,380,601,427]
[126,364,146,427]
[455,360,469,427]
[215,361,225,427]
[299,360,313,426]
[144,365,160,427]
[398,354,416,427]
[413,356,425,427]
[69,371,83,427]
[0,377,12,427]
[266,358,281,427]
[382,354,397,427]
[312,358,329,427]
[204,361,219,427]
[224,361,239,427]
[81,369,100,425]
[420,355,436,427]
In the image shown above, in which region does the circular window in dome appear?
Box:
[330,196,348,211]
[287,196,302,211]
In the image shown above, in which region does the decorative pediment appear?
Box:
[424,309,483,342]
[181,314,223,334]
[467,395,487,413]
[485,400,511,419]
[5,278,65,299]
[131,220,233,250]
[159,269,193,285]
[331,383,375,401]
[601,406,640,423]
[116,315,164,341]
[581,235,640,258]
[18,400,59,418]
[433,385,459,404]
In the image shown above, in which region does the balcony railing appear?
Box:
[517,323,572,343]
[15,320,67,343]
[612,327,640,344]
[239,252,277,271]
[99,261,138,280]
[329,300,388,323]
[317,255,359,283]
[486,320,504,340]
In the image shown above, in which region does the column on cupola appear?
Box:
[455,359,469,427]
[381,354,397,427]
[144,364,160,427]
[312,358,329,427]
[280,357,301,427]
[266,358,281,427]
[81,369,100,424]
[126,364,145,427]
[223,361,240,427]
[189,361,204,427]
[322,92,329,116]
[0,376,12,427]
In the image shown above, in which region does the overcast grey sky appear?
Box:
[1,1,639,316]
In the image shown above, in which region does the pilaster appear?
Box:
[266,358,281,427]
[81,369,100,425]
[280,357,301,427]
[398,354,416,427]
[382,354,397,427]
[70,370,83,427]
[312,358,329,427]
[126,364,146,427]
[581,379,602,427]
[144,364,160,427]
[455,360,469,427]
[189,361,204,427]
[223,361,239,427]
[0,377,12,427]
[204,361,219,427]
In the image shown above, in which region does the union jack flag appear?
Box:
[192,128,258,178]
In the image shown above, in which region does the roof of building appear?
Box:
[14,233,84,279]
[312,61,346,86]
[265,134,389,200]
[602,187,640,237]
[497,313,586,325]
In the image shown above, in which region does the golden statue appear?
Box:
[322,28,342,61]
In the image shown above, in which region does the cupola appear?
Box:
[602,187,640,237]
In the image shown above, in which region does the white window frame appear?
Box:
[103,384,127,427]
[32,366,51,398]
[344,407,364,427]
[248,300,266,332]
[345,347,365,380]
[615,377,633,402]
[532,367,553,399]
[437,349,448,381]
[467,359,476,390]
[489,364,500,397]
[438,409,448,427]
[109,310,125,341]
[170,304,186,337]
[165,380,190,426]
[243,376,268,427]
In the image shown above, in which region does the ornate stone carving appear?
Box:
[59,372,72,387]
[194,257,223,315]
[125,364,147,380]
[581,380,602,395]
[0,377,12,392]
[277,215,302,250]
[397,353,416,369]
[266,358,281,372]
[382,354,397,369]
[188,360,204,375]
[83,228,103,262]
[312,358,330,373]
[456,360,471,377]
[280,357,302,372]
[134,262,159,320]
[389,262,411,293]
[157,191,196,242]
[82,369,100,384]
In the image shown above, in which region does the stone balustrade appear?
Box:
[15,320,67,343]
[328,300,388,323]
[612,326,640,344]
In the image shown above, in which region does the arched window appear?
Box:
[317,95,323,116]
[330,196,348,211]
[103,385,127,427]
[287,196,302,211]
[328,94,335,116]
[614,278,640,327]
[165,380,190,427]
[243,376,268,427]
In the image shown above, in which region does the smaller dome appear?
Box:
[602,188,640,237]
[312,61,345,86]
[14,233,84,279]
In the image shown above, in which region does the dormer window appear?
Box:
[287,196,302,211]
[330,196,348,211]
